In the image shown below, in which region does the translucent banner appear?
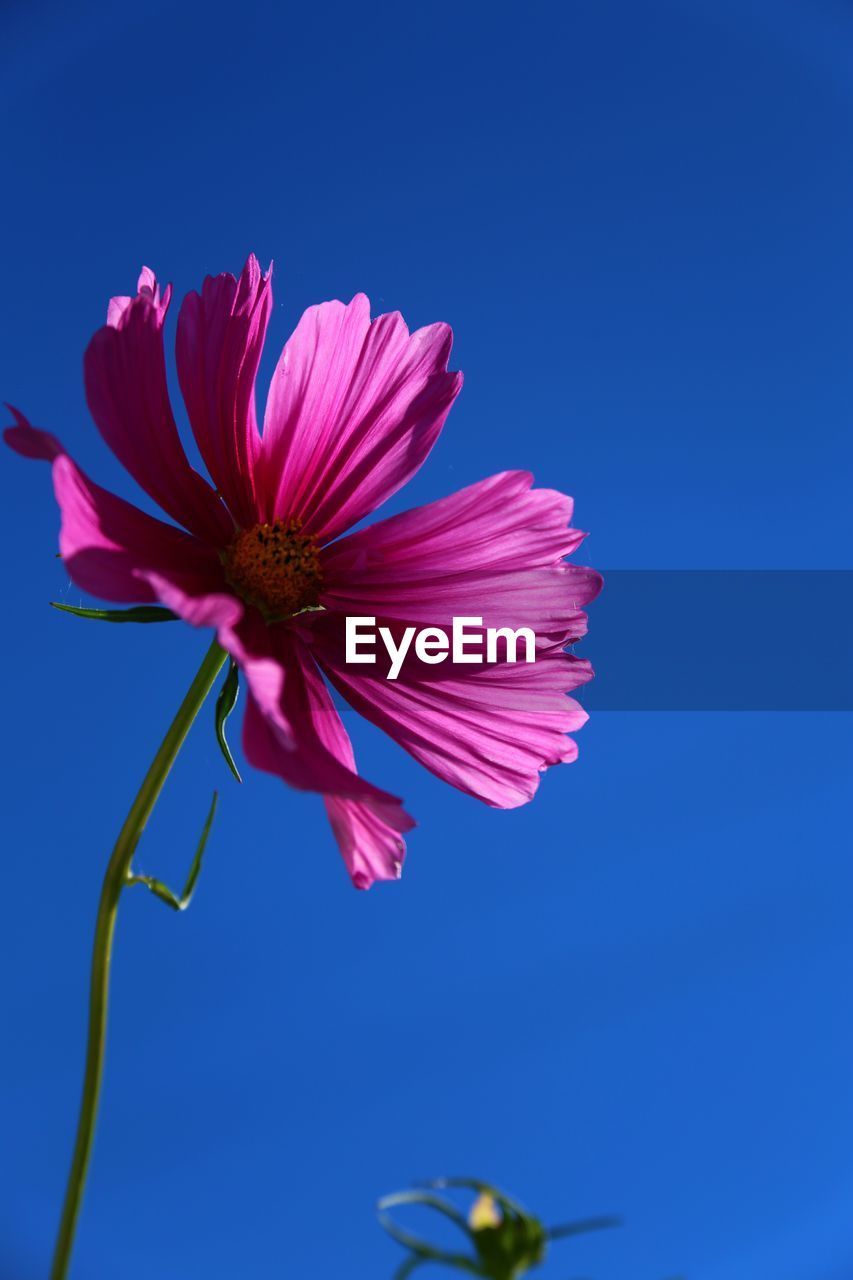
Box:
[579,571,853,711]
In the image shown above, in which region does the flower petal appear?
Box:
[304,471,599,806]
[4,408,233,610]
[176,255,272,528]
[84,268,232,545]
[237,623,414,888]
[144,572,244,631]
[258,295,462,540]
[323,793,412,892]
[309,611,593,809]
[320,471,602,640]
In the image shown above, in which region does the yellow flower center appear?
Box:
[223,518,322,617]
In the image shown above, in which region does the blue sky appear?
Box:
[1,1,852,1276]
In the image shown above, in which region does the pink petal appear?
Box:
[239,625,414,888]
[325,471,582,570]
[321,471,602,640]
[176,255,272,528]
[4,409,234,612]
[324,566,598,642]
[309,611,593,809]
[84,267,233,546]
[144,572,244,632]
[257,295,462,540]
[208,607,288,727]
[323,794,412,892]
[4,408,63,460]
[303,470,600,806]
[106,266,161,327]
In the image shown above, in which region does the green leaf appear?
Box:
[377,1212,481,1276]
[50,602,178,623]
[546,1216,620,1241]
[393,1258,429,1280]
[379,1189,482,1277]
[379,1191,473,1237]
[214,658,242,783]
[126,791,218,912]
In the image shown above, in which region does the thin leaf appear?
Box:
[126,791,218,912]
[214,659,242,782]
[51,602,178,623]
[379,1190,473,1237]
[378,1214,481,1275]
[547,1216,621,1241]
[393,1257,429,1280]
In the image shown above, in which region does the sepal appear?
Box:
[214,659,242,782]
[51,602,178,623]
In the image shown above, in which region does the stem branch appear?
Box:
[50,637,228,1280]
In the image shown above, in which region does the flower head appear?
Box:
[5,256,601,888]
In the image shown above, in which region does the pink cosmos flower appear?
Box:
[5,256,601,889]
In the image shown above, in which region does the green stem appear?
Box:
[50,637,229,1280]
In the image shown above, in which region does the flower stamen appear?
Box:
[223,518,322,617]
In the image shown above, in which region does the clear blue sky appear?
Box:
[2,1,852,1276]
